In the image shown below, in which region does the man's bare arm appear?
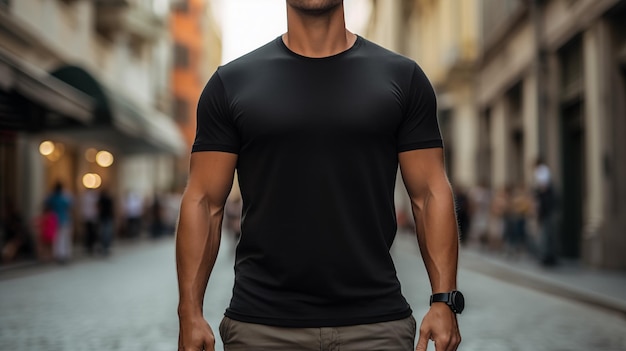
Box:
[399,148,460,351]
[176,151,237,351]
[399,148,458,293]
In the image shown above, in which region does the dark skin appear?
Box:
[177,1,460,350]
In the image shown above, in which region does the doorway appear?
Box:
[506,83,524,187]
[559,101,585,258]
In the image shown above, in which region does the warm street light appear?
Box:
[39,141,55,156]
[96,150,114,167]
[82,173,102,189]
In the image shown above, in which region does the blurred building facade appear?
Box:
[0,0,185,260]
[478,0,626,269]
[368,0,626,269]
[170,0,222,187]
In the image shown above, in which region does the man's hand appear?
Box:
[178,314,215,351]
[415,303,461,351]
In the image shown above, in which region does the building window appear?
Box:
[174,97,189,123]
[481,0,522,46]
[559,36,583,100]
[129,37,147,60]
[172,0,189,12]
[174,43,190,68]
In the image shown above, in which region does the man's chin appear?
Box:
[287,0,343,15]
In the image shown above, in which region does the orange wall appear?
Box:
[171,0,206,150]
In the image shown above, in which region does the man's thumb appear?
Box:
[415,331,429,351]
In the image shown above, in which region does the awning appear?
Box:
[0,48,94,130]
[49,65,186,155]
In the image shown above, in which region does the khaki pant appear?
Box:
[219,315,416,351]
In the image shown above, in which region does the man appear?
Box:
[177,1,462,350]
[533,158,557,266]
[81,188,99,255]
[98,188,115,256]
[123,190,143,239]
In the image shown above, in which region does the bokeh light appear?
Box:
[96,150,114,168]
[39,141,55,156]
[82,173,102,189]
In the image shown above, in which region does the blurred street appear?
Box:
[1,233,626,351]
[2,1,626,350]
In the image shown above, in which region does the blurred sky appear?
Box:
[213,0,372,64]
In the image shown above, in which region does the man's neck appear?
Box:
[283,4,356,58]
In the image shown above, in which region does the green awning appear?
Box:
[49,65,185,155]
[0,48,94,130]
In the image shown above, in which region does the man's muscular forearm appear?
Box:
[176,191,224,351]
[412,181,458,293]
[412,184,461,351]
[176,193,223,316]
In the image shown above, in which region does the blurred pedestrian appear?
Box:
[46,182,73,263]
[224,195,242,240]
[469,180,491,248]
[163,189,182,235]
[454,184,471,246]
[534,158,557,266]
[98,188,114,256]
[488,186,509,252]
[176,2,462,350]
[1,199,30,263]
[81,188,99,255]
[123,190,143,239]
[36,202,57,262]
[150,193,164,239]
[506,185,533,258]
[501,185,515,255]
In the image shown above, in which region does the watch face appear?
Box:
[452,291,465,313]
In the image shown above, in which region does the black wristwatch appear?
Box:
[430,290,465,314]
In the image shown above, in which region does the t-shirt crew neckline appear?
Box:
[276,34,362,61]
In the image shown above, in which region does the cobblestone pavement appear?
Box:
[1,234,626,351]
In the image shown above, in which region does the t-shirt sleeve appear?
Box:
[397,63,443,152]
[192,70,240,154]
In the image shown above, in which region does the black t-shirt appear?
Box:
[193,36,442,327]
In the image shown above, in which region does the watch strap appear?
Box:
[430,292,451,305]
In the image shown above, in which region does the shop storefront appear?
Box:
[0,52,184,264]
[0,48,94,262]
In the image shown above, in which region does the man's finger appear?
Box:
[433,337,450,351]
[204,338,216,351]
[444,325,460,351]
[446,333,461,351]
[415,331,429,351]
